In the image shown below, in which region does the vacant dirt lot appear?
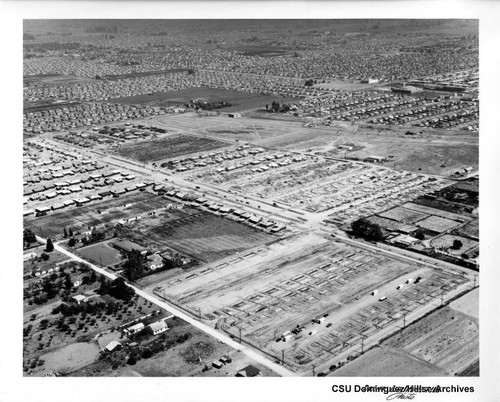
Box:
[331,345,446,377]
[115,134,229,162]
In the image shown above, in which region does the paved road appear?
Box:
[32,136,477,377]
[43,235,296,377]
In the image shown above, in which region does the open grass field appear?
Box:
[450,288,479,319]
[40,342,100,374]
[378,206,429,224]
[383,306,479,375]
[109,88,298,113]
[430,234,479,255]
[457,219,479,239]
[23,74,95,87]
[402,202,468,222]
[25,192,168,238]
[115,134,229,162]
[146,212,275,263]
[416,215,461,233]
[78,241,125,268]
[331,345,446,377]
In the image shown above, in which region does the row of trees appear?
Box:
[350,218,384,241]
[265,101,291,113]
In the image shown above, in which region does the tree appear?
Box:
[68,228,73,237]
[64,273,72,290]
[414,229,425,240]
[23,229,37,245]
[124,249,144,281]
[41,253,50,261]
[45,238,54,252]
[108,278,134,301]
[351,218,384,242]
[68,238,76,248]
[63,228,68,238]
[451,239,463,250]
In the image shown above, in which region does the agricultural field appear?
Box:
[146,211,276,263]
[114,134,229,162]
[149,233,473,372]
[331,345,446,377]
[109,87,298,113]
[382,303,479,376]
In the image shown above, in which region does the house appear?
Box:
[104,340,122,353]
[72,294,87,304]
[147,320,169,335]
[146,254,164,271]
[235,365,261,377]
[390,234,419,247]
[364,156,386,163]
[124,322,145,335]
[23,252,37,261]
[112,239,147,255]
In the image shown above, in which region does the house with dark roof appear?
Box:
[235,365,261,377]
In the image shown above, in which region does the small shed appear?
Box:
[104,340,122,353]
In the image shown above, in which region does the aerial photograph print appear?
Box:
[21,18,480,380]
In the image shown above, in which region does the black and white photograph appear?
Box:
[1,2,499,402]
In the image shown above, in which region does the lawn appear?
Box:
[378,206,429,224]
[416,216,461,233]
[78,242,125,267]
[429,234,479,255]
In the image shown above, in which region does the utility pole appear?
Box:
[361,337,364,354]
[403,313,406,329]
[282,349,285,365]
[441,292,444,306]
[239,327,242,344]
[312,364,316,377]
[198,307,202,321]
